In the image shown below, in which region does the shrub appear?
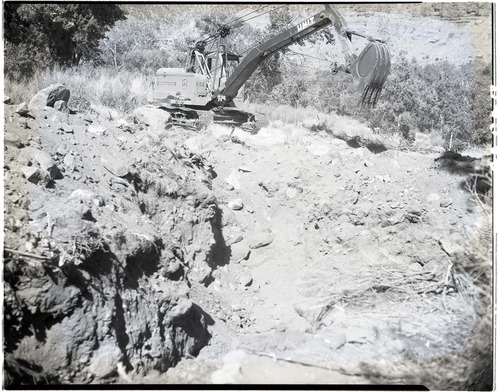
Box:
[4,4,126,79]
[255,55,491,150]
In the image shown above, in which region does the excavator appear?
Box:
[148,4,391,130]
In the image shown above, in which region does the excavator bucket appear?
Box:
[350,42,391,107]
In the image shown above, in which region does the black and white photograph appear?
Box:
[3,2,495,389]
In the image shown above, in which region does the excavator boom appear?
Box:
[218,10,333,101]
[216,4,391,107]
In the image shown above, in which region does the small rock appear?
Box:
[63,154,76,170]
[56,145,68,156]
[9,194,21,204]
[286,187,298,199]
[87,124,107,136]
[274,321,288,332]
[54,100,69,113]
[4,96,12,104]
[32,148,54,171]
[101,155,129,177]
[239,275,253,287]
[226,170,241,190]
[375,174,391,182]
[439,233,464,256]
[230,234,244,245]
[228,198,244,211]
[15,102,29,116]
[68,189,96,202]
[5,132,23,148]
[427,193,440,202]
[132,106,172,130]
[249,232,273,249]
[114,118,130,128]
[231,242,251,263]
[216,310,227,321]
[220,205,236,227]
[32,148,63,179]
[21,166,43,184]
[60,126,74,134]
[440,199,452,208]
[387,211,406,225]
[93,198,105,207]
[25,241,35,252]
[238,166,252,173]
[88,343,121,378]
[364,160,374,167]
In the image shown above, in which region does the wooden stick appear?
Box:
[3,248,50,260]
[244,349,360,376]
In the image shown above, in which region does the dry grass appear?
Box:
[44,66,149,114]
[5,65,149,115]
[357,182,493,389]
[246,102,403,150]
[4,69,45,105]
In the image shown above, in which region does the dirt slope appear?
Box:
[4,81,489,386]
[158,121,487,384]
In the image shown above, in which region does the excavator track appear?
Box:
[158,104,200,128]
[159,105,268,132]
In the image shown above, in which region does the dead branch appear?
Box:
[243,349,361,377]
[4,248,51,260]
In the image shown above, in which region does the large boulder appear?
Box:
[29,84,70,111]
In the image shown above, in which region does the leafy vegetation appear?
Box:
[254,56,491,150]
[4,4,125,80]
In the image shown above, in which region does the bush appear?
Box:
[4,4,126,79]
[255,55,491,150]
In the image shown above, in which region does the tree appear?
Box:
[4,4,126,78]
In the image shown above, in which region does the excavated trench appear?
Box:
[4,99,222,385]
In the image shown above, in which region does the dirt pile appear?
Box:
[4,86,223,384]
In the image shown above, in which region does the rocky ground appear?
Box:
[3,81,491,387]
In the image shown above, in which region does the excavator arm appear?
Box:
[214,4,390,107]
